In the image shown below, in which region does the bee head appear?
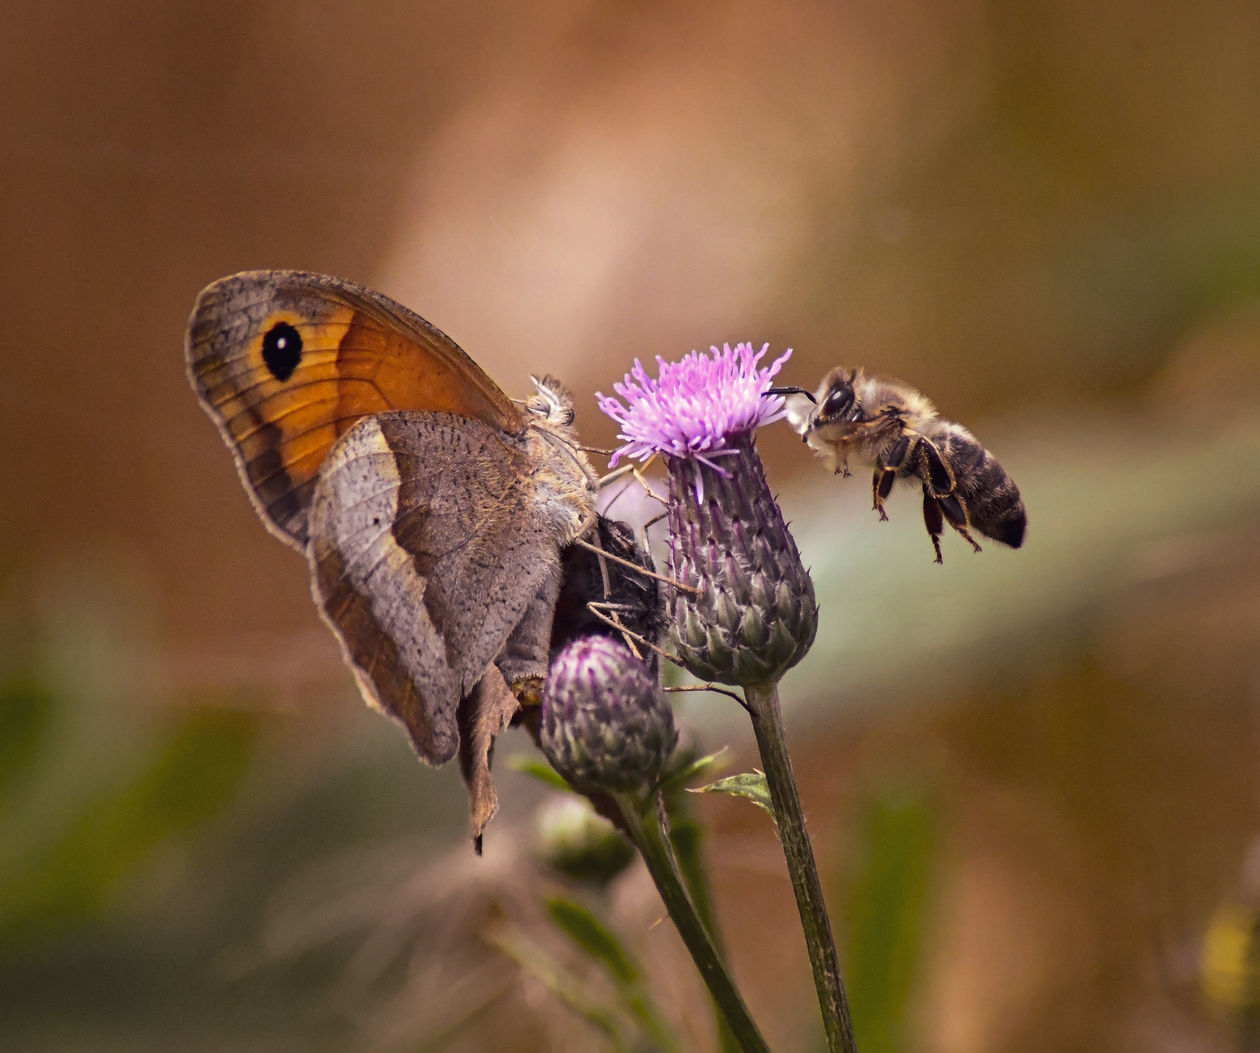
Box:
[815,368,861,425]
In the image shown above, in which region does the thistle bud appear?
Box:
[667,433,817,684]
[533,794,635,886]
[540,635,677,796]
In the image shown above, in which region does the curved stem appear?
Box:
[616,793,770,1053]
[744,681,858,1053]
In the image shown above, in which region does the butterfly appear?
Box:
[186,270,619,842]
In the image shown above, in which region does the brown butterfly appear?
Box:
[185,270,604,841]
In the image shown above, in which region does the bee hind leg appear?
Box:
[921,488,945,563]
[939,493,983,554]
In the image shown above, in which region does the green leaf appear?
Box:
[843,781,939,1053]
[546,897,640,985]
[690,771,776,819]
[0,676,55,807]
[662,746,729,790]
[487,923,626,1044]
[0,706,259,939]
[508,755,574,791]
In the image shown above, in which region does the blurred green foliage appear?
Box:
[843,782,939,1053]
[0,691,259,945]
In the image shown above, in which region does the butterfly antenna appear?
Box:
[572,536,698,595]
[584,601,681,668]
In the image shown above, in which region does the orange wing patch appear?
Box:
[185,271,525,549]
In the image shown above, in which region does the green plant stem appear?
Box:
[669,816,742,1053]
[744,681,857,1053]
[616,794,770,1053]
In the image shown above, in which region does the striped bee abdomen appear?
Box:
[934,424,1026,548]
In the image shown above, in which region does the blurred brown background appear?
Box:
[2,2,1259,1051]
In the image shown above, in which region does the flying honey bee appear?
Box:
[781,367,1026,562]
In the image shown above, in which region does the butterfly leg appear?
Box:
[573,535,689,592]
[585,601,675,666]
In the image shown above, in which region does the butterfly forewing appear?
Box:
[185,270,523,548]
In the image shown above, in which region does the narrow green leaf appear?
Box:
[508,755,574,791]
[0,676,55,806]
[843,781,939,1053]
[0,706,259,938]
[662,747,729,789]
[487,923,627,1045]
[546,897,640,985]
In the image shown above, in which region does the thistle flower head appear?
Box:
[597,343,792,472]
[597,343,817,687]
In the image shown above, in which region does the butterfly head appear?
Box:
[526,374,577,429]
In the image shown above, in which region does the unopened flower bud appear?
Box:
[540,635,677,795]
[667,434,817,684]
[533,794,635,886]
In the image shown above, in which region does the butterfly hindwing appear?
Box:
[307,411,574,763]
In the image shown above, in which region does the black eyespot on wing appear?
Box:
[262,321,303,382]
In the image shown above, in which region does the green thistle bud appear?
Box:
[533,794,635,886]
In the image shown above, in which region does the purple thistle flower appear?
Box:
[597,343,793,477]
[597,342,817,687]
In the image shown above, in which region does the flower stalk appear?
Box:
[745,681,857,1053]
[615,793,770,1053]
[539,633,769,1048]
[597,341,860,1051]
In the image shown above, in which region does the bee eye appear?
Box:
[821,386,856,420]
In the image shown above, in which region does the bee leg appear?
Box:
[939,493,983,554]
[872,466,896,520]
[872,435,912,520]
[921,487,945,563]
[918,437,956,497]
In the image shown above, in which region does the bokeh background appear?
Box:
[3,2,1259,1050]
